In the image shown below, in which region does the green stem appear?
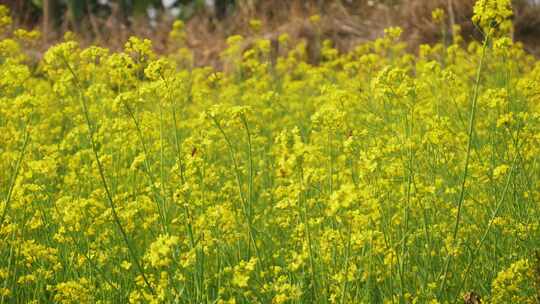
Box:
[438,32,490,298]
[121,100,168,234]
[209,115,262,263]
[62,57,155,295]
[0,129,29,230]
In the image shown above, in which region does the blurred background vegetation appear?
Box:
[1,0,539,65]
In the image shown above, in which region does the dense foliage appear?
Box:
[1,1,540,303]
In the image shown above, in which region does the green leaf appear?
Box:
[66,0,86,25]
[32,0,43,9]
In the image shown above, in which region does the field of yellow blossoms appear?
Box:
[1,0,540,303]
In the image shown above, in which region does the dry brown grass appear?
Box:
[4,0,540,66]
[180,0,540,65]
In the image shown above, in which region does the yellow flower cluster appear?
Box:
[490,259,537,303]
[0,5,12,31]
[49,278,94,304]
[144,234,180,268]
[1,1,540,303]
[472,0,513,35]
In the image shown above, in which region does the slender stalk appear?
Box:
[121,100,167,233]
[239,114,255,254]
[0,229,17,303]
[61,57,155,295]
[340,221,353,304]
[0,129,29,230]
[438,32,490,298]
[159,73,185,184]
[158,99,168,229]
[171,104,185,182]
[299,165,319,302]
[209,115,262,263]
[52,202,120,295]
[456,152,518,296]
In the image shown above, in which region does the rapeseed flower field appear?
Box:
[1,1,540,303]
